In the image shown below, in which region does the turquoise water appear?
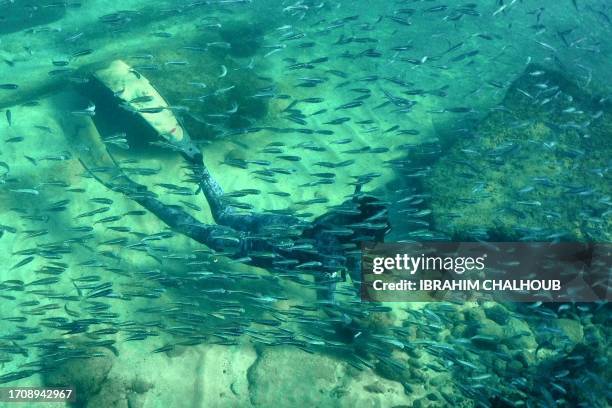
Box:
[0,0,610,407]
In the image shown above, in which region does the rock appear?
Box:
[43,348,114,405]
[363,381,386,394]
[463,306,486,324]
[483,303,510,325]
[126,392,145,408]
[248,347,412,407]
[218,20,265,58]
[472,318,504,349]
[0,0,65,35]
[504,317,537,351]
[555,318,584,345]
[130,377,154,394]
[196,343,257,407]
[425,64,612,242]
[86,378,128,408]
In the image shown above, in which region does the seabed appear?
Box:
[0,1,610,407]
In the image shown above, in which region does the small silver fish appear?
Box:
[10,188,39,195]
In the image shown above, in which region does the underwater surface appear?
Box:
[0,0,610,407]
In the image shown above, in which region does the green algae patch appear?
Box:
[136,45,271,139]
[0,1,66,35]
[219,20,266,58]
[425,65,612,242]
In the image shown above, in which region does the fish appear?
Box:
[335,101,363,110]
[0,1,605,396]
[5,136,24,143]
[77,207,110,218]
[71,102,96,116]
[324,117,351,125]
[9,189,39,195]
[314,160,355,168]
[94,215,123,224]
[10,256,35,270]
